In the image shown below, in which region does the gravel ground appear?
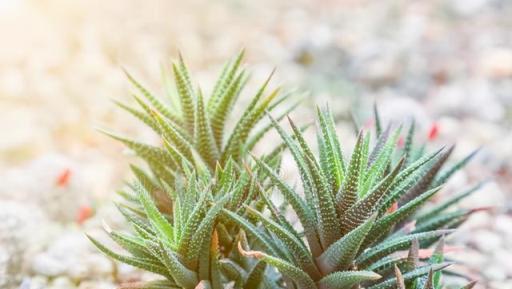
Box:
[0,0,511,288]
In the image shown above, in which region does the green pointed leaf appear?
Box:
[130,165,171,213]
[222,209,278,256]
[340,158,404,234]
[254,183,298,240]
[317,106,345,198]
[244,100,301,153]
[178,193,209,255]
[428,238,445,289]
[356,230,454,267]
[416,182,484,223]
[172,62,195,135]
[318,270,381,289]
[99,129,176,168]
[223,87,281,162]
[87,235,169,277]
[399,146,454,206]
[116,204,155,236]
[136,182,175,248]
[317,214,375,274]
[252,156,322,257]
[288,116,340,248]
[210,71,245,148]
[403,119,415,166]
[366,255,407,273]
[151,241,198,289]
[265,114,316,220]
[365,186,442,247]
[194,89,219,168]
[113,100,161,134]
[151,110,194,160]
[245,206,320,279]
[431,148,480,188]
[367,263,451,289]
[124,69,180,124]
[187,195,229,262]
[261,122,312,171]
[358,133,371,193]
[373,103,382,136]
[379,147,445,214]
[208,50,245,113]
[413,210,469,233]
[361,127,400,197]
[368,124,390,167]
[108,230,156,261]
[238,242,316,289]
[336,131,364,216]
[145,159,176,187]
[243,261,267,289]
[220,259,246,288]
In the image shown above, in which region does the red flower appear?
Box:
[76,205,94,225]
[387,202,398,214]
[56,168,72,187]
[428,122,439,141]
[397,136,405,148]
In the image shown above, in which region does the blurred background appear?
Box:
[0,0,511,288]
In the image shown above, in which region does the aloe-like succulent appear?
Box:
[89,162,265,288]
[226,107,480,289]
[91,54,480,289]
[90,53,294,288]
[101,51,296,212]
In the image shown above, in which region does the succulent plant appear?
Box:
[89,164,259,288]
[90,54,481,289]
[100,51,297,213]
[227,107,481,289]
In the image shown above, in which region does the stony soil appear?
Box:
[1,0,511,288]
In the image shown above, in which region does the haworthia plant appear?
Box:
[91,54,480,289]
[104,51,297,213]
[226,106,479,289]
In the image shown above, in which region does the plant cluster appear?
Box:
[90,54,481,289]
